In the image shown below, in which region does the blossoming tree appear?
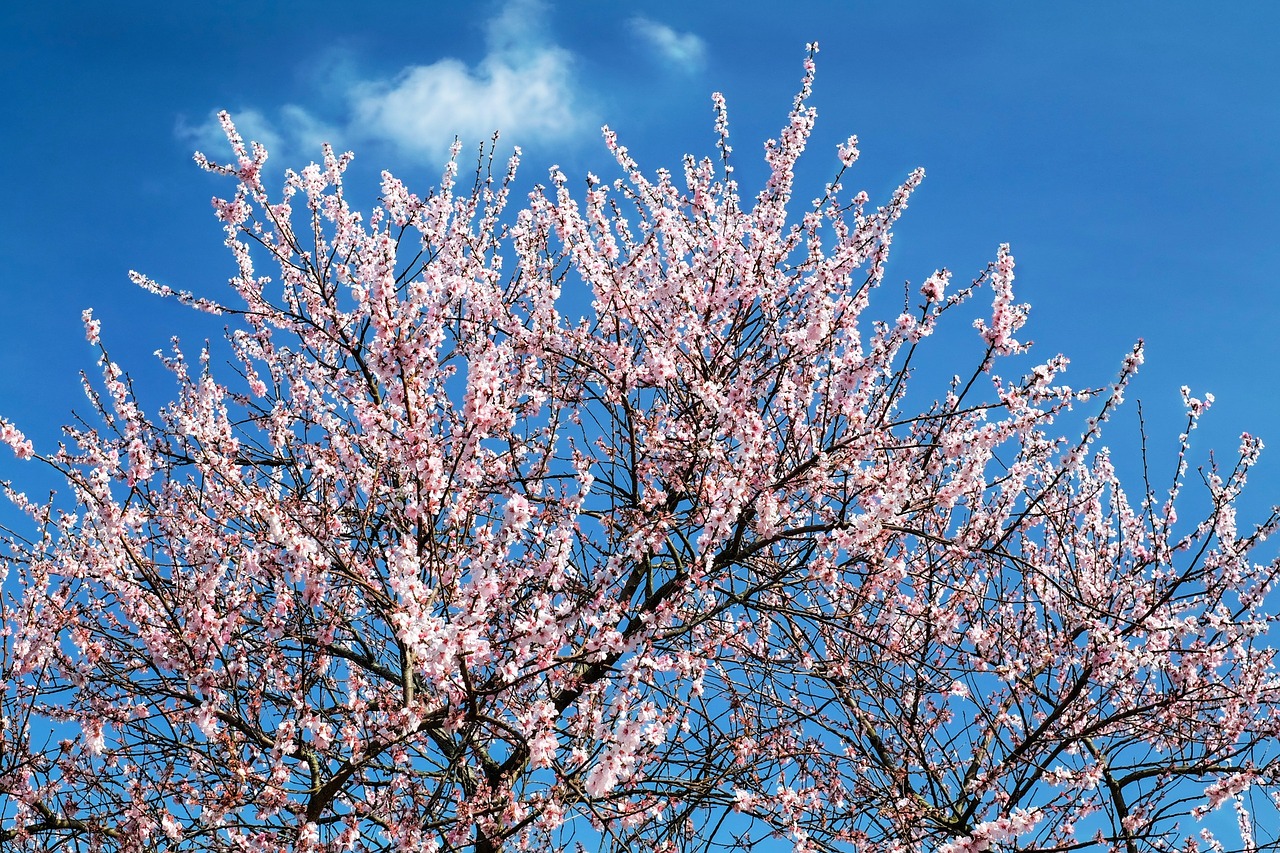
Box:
[2,51,1279,853]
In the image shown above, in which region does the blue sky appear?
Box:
[2,0,1279,513]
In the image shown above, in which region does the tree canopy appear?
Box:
[2,52,1278,853]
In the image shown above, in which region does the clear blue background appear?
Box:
[1,1,1277,510]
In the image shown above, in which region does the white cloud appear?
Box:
[629,17,707,70]
[349,14,580,162]
[350,0,583,161]
[177,0,587,166]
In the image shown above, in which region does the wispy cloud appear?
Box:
[176,105,341,165]
[629,16,707,71]
[179,0,588,166]
[176,108,284,160]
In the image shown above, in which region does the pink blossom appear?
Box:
[82,308,101,345]
[0,48,1274,853]
[0,418,34,459]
